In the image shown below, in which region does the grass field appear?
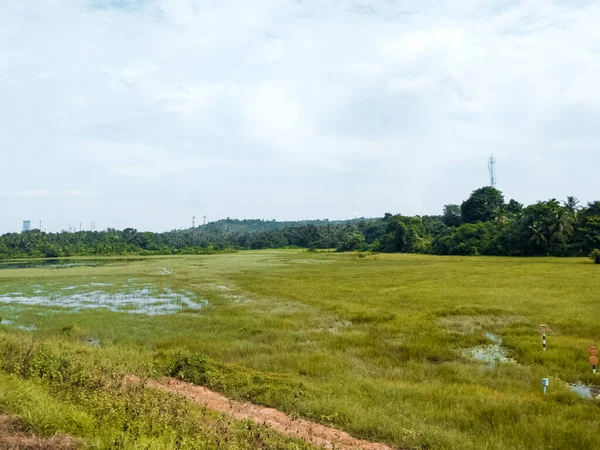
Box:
[1,250,599,449]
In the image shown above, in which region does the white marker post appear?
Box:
[540,324,547,351]
[542,378,549,395]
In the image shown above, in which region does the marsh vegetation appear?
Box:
[0,251,599,449]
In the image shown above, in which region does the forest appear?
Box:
[1,187,599,259]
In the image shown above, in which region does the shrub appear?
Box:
[590,249,600,264]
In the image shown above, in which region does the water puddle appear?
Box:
[0,258,148,270]
[484,332,502,343]
[0,320,12,325]
[158,268,173,275]
[18,325,37,331]
[458,332,515,367]
[569,383,600,399]
[0,288,207,316]
[86,337,101,348]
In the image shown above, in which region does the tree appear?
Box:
[507,199,523,215]
[461,187,505,223]
[550,209,574,251]
[564,197,580,215]
[493,207,509,226]
[522,199,566,255]
[442,204,463,227]
[529,222,548,250]
[336,232,365,252]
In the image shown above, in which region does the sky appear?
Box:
[1,0,600,233]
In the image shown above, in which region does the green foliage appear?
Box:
[507,199,523,215]
[461,187,505,223]
[442,204,463,227]
[0,188,598,259]
[336,231,365,252]
[590,249,600,264]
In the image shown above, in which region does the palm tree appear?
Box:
[551,210,574,249]
[529,223,548,248]
[564,197,580,217]
[493,207,509,226]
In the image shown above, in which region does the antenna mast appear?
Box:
[192,216,196,228]
[488,155,497,187]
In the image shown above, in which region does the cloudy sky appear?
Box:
[1,0,599,233]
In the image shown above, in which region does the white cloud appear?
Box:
[1,0,600,232]
[0,190,86,199]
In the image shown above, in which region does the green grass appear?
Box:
[1,251,600,449]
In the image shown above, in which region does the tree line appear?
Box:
[1,187,599,260]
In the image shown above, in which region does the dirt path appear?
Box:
[0,414,79,450]
[127,376,395,450]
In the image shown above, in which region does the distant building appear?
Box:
[22,220,31,232]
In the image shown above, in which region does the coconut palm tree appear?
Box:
[529,223,548,249]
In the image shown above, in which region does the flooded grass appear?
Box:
[0,288,206,316]
[0,258,148,270]
[457,332,515,367]
[0,275,207,316]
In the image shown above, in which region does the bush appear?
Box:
[590,249,600,264]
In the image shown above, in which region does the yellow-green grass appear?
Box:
[0,338,320,450]
[1,251,599,449]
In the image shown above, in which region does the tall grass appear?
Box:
[0,335,319,449]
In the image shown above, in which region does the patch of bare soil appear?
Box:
[0,414,80,450]
[126,376,395,450]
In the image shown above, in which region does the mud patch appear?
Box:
[127,376,393,450]
[0,414,80,449]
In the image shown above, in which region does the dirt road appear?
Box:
[127,376,396,450]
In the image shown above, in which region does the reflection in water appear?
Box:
[0,288,208,316]
[569,383,600,399]
[0,258,147,270]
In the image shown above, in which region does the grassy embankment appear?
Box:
[1,251,599,449]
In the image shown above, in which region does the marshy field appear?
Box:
[0,250,599,449]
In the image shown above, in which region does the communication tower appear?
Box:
[192,216,196,228]
[488,155,497,187]
[203,215,207,226]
